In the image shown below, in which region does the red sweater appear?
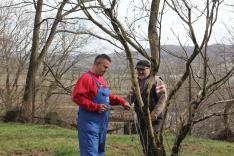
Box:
[72,71,127,112]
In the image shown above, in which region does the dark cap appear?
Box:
[136,60,151,69]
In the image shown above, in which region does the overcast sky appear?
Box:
[86,0,234,53]
[3,0,233,53]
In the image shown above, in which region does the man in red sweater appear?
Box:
[72,54,131,156]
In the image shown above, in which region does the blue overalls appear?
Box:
[77,75,110,156]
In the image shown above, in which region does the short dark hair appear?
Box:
[94,54,112,64]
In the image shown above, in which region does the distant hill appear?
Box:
[107,44,234,69]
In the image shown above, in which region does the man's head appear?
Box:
[92,54,112,76]
[135,60,151,79]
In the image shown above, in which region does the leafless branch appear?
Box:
[194,112,234,124]
[43,62,71,94]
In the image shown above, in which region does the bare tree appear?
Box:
[164,1,234,155]
[17,0,94,122]
[37,27,90,117]
[0,2,31,113]
[19,0,68,122]
[201,43,234,139]
[1,0,94,122]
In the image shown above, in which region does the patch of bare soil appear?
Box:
[182,144,207,154]
[108,143,137,154]
[109,144,132,151]
[10,149,51,156]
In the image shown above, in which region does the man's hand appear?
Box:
[123,102,131,110]
[151,112,157,122]
[98,104,108,113]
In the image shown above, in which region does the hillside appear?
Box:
[0,123,234,156]
[98,44,234,72]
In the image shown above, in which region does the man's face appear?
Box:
[95,59,111,76]
[136,67,150,79]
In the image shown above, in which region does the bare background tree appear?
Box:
[0,1,31,116]
[0,0,93,123]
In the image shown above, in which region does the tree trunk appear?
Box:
[147,0,166,155]
[171,124,191,156]
[20,0,68,122]
[223,99,233,135]
[20,0,43,122]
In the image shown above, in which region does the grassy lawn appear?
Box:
[0,123,233,156]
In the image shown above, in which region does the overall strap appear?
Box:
[87,71,101,89]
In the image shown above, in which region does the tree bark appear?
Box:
[21,0,43,122]
[20,0,68,122]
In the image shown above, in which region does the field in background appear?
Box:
[1,123,234,156]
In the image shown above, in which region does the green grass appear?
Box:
[179,136,234,156]
[0,123,142,156]
[0,123,79,156]
[0,123,233,156]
